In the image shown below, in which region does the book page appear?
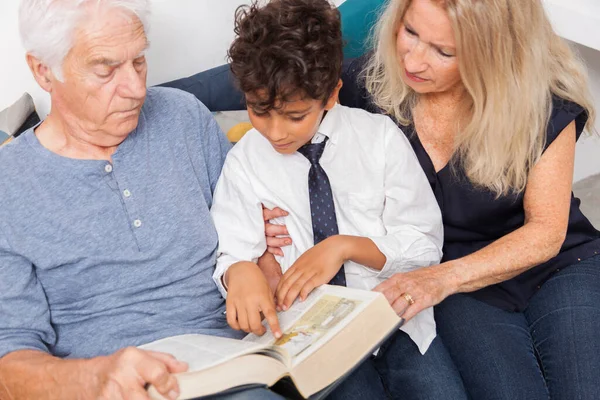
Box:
[244,285,378,366]
[140,334,266,372]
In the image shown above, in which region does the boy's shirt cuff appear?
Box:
[213,256,241,299]
[365,235,441,279]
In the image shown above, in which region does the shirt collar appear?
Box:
[313,103,342,146]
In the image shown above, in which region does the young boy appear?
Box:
[211,1,447,398]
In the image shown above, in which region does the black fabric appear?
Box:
[14,110,41,138]
[338,55,380,113]
[406,100,600,312]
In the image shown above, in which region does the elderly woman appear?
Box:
[359,1,600,398]
[0,1,287,399]
[174,0,600,399]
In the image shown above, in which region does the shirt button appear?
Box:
[123,189,131,198]
[133,219,142,228]
[105,164,113,173]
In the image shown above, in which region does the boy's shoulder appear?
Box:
[331,104,398,133]
[328,104,403,144]
[228,127,267,150]
[222,128,274,164]
[334,103,392,122]
[330,105,417,164]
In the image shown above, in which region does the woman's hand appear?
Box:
[262,205,292,256]
[374,265,457,321]
[276,236,347,310]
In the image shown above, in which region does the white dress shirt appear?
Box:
[211,104,443,354]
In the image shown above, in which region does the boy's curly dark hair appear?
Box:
[228,0,343,111]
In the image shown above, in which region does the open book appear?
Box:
[142,285,402,400]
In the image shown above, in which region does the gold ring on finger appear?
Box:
[402,292,415,306]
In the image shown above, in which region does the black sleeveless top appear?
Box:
[340,57,600,311]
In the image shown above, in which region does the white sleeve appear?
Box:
[367,118,444,279]
[211,153,266,298]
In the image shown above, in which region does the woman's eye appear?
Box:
[437,49,454,58]
[405,26,417,36]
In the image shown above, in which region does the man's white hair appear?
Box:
[19,0,150,80]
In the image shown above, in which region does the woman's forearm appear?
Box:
[444,221,566,294]
[446,122,575,294]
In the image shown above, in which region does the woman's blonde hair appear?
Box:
[365,0,596,196]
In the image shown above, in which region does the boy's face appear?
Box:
[245,80,342,155]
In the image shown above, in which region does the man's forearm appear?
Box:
[0,350,99,400]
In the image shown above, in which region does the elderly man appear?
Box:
[0,1,284,399]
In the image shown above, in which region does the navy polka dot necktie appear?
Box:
[297,138,346,286]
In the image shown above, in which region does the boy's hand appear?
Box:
[276,236,347,310]
[225,262,282,339]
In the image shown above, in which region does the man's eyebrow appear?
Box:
[89,57,121,67]
[90,43,150,66]
[136,42,150,57]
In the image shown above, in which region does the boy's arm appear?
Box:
[275,235,388,308]
[365,118,444,278]
[211,153,267,297]
[210,151,282,338]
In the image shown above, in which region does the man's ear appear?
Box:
[324,79,344,110]
[26,54,56,93]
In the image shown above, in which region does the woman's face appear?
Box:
[396,0,462,94]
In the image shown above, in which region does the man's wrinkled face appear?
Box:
[52,6,148,146]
